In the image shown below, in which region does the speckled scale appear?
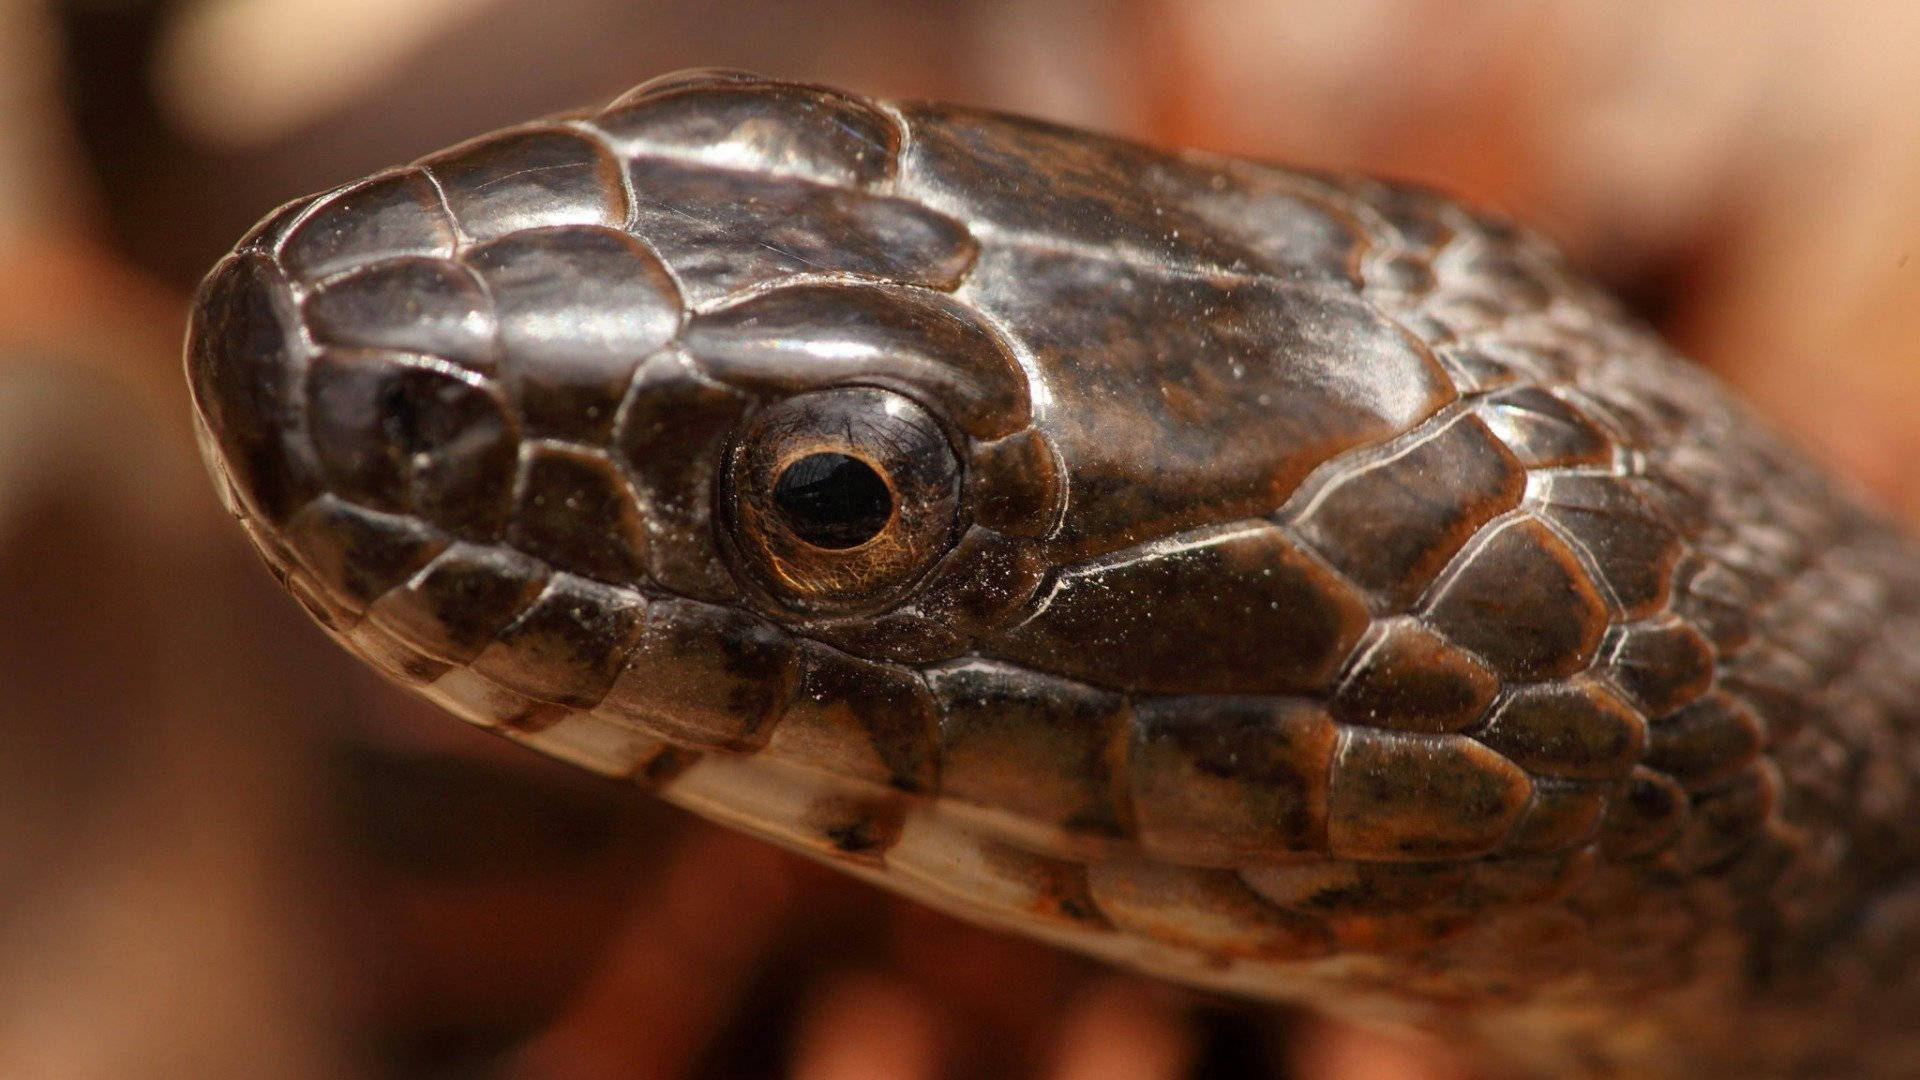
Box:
[1128,696,1338,865]
[1504,780,1608,855]
[366,542,548,664]
[1327,727,1533,859]
[683,284,1026,438]
[281,494,447,614]
[1331,616,1500,733]
[507,443,647,583]
[470,572,647,707]
[807,528,1047,665]
[596,597,798,751]
[1477,677,1647,781]
[611,352,750,600]
[1527,472,1685,618]
[1600,615,1716,717]
[955,249,1456,555]
[1645,692,1766,791]
[1472,386,1615,469]
[633,158,979,306]
[768,643,941,793]
[186,253,319,523]
[898,104,1275,272]
[968,429,1066,537]
[1137,156,1373,288]
[926,662,1133,854]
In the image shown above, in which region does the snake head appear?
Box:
[183,71,1906,1076]
[189,70,1730,1005]
[185,66,1581,854]
[184,70,1078,781]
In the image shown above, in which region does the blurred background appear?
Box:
[3,1,1919,1077]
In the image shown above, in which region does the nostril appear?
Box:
[306,349,519,539]
[377,380,426,456]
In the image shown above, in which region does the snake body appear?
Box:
[184,71,1920,1077]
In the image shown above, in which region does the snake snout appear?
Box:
[182,173,722,719]
[186,244,314,529]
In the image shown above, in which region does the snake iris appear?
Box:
[182,71,1920,1077]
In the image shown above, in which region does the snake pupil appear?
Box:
[772,452,893,549]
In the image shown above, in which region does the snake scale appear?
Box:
[183,71,1920,1077]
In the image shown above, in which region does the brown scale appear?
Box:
[367,542,549,664]
[422,127,628,240]
[1419,513,1611,682]
[1599,614,1717,716]
[1476,677,1646,782]
[302,259,500,373]
[613,351,751,600]
[597,597,798,751]
[1330,616,1501,734]
[469,573,647,709]
[468,225,682,442]
[281,495,447,616]
[278,168,457,279]
[768,642,942,793]
[923,662,1134,852]
[594,77,902,187]
[507,443,648,582]
[989,522,1372,696]
[1129,696,1337,865]
[1285,410,1527,610]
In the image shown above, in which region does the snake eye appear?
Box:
[772,452,893,549]
[726,386,961,612]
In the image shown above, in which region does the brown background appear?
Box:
[3,2,1917,1077]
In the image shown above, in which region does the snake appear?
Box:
[181,70,1920,1077]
